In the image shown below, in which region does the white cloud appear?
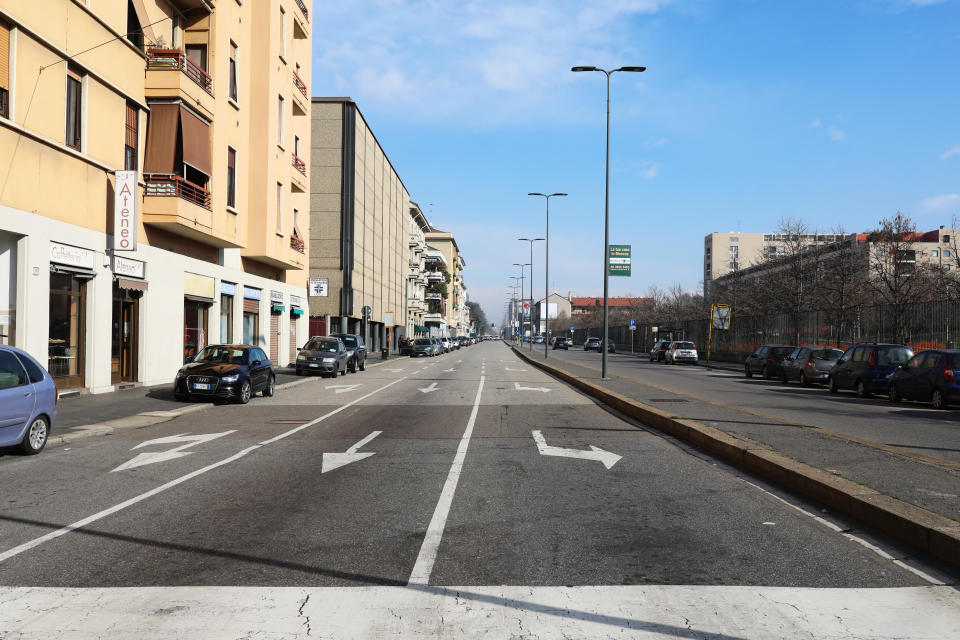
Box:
[646,137,670,147]
[921,193,960,212]
[809,119,822,128]
[827,126,846,141]
[941,145,960,160]
[640,161,660,179]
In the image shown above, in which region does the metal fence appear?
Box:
[571,299,960,362]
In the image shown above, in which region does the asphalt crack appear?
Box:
[297,593,312,636]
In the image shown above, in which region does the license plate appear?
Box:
[309,363,319,367]
[193,383,210,390]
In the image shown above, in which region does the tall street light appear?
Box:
[507,284,520,341]
[571,64,645,379]
[511,266,529,341]
[528,193,567,359]
[518,238,544,351]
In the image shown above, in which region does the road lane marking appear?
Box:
[505,367,527,372]
[322,431,382,474]
[325,384,362,394]
[443,368,456,372]
[419,382,439,394]
[514,381,551,393]
[111,431,236,472]
[408,375,486,585]
[531,430,622,469]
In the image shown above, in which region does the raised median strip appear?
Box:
[511,345,960,570]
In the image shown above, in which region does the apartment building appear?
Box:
[424,228,470,337]
[308,97,408,350]
[532,293,573,335]
[0,0,312,393]
[406,201,430,338]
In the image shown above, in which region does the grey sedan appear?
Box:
[296,338,349,377]
[780,346,844,386]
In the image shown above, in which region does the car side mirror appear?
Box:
[251,360,261,367]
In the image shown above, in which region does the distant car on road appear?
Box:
[398,337,415,356]
[552,337,570,350]
[175,345,275,405]
[829,343,913,397]
[665,341,698,364]
[649,340,671,362]
[780,346,843,386]
[744,345,796,379]
[296,337,349,377]
[0,345,57,455]
[534,336,544,344]
[887,349,960,409]
[412,338,435,357]
[584,337,602,351]
[329,333,367,372]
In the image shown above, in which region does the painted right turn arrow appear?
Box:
[531,430,621,469]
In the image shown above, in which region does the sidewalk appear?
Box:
[512,345,960,570]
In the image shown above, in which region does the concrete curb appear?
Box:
[511,346,960,570]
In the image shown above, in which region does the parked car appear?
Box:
[744,345,796,379]
[398,337,415,356]
[553,337,570,350]
[295,337,349,377]
[431,338,443,356]
[887,349,960,409]
[584,337,602,351]
[649,340,671,362]
[780,346,844,386]
[828,343,914,397]
[412,338,435,357]
[0,345,57,455]
[175,345,275,404]
[329,333,367,372]
[665,341,698,364]
[534,336,544,344]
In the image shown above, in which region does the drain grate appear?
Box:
[647,398,688,403]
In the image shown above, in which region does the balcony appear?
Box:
[292,153,307,176]
[293,72,308,99]
[292,72,309,116]
[426,271,443,282]
[145,49,215,119]
[294,0,309,22]
[290,235,305,254]
[425,293,442,301]
[143,175,241,248]
[424,313,445,324]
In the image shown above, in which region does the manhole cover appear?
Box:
[647,398,688,403]
[269,419,308,424]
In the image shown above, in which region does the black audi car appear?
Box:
[174,345,275,404]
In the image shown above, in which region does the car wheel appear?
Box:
[237,380,252,404]
[762,366,771,380]
[888,384,901,403]
[359,358,365,371]
[745,365,753,378]
[800,372,810,387]
[349,359,357,373]
[781,372,789,385]
[295,367,302,376]
[931,388,948,410]
[19,416,48,455]
[829,377,839,393]
[856,380,870,398]
[262,374,275,397]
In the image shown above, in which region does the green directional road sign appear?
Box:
[608,244,631,276]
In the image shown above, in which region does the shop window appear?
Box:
[243,311,259,345]
[49,272,86,387]
[184,299,209,363]
[221,294,234,343]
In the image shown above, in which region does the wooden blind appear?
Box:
[0,21,10,91]
[124,103,138,148]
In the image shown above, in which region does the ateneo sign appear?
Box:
[608,245,631,277]
[114,170,138,251]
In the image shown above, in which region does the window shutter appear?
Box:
[0,21,9,91]
[125,103,138,148]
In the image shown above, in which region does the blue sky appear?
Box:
[310,0,960,325]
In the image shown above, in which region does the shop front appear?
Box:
[111,256,146,384]
[242,286,261,346]
[184,272,215,363]
[220,281,236,344]
[269,290,284,363]
[49,243,95,389]
[290,295,304,362]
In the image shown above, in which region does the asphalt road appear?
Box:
[1,342,958,638]
[543,346,960,464]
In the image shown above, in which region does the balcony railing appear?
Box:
[293,71,308,98]
[144,174,211,210]
[292,153,307,176]
[290,235,305,254]
[294,0,309,21]
[146,49,213,95]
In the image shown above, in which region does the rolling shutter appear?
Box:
[0,21,9,91]
[179,105,211,176]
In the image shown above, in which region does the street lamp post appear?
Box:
[528,193,567,359]
[518,239,544,351]
[507,284,520,341]
[571,65,645,379]
[512,266,529,342]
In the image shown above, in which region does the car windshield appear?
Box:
[340,336,358,347]
[306,340,339,353]
[677,342,695,349]
[877,347,913,366]
[194,346,246,364]
[587,338,600,343]
[416,339,432,345]
[772,347,794,358]
[952,354,960,369]
[813,349,843,361]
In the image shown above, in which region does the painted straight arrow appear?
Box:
[325,384,361,394]
[322,431,382,473]
[514,382,550,392]
[419,382,439,393]
[531,430,621,469]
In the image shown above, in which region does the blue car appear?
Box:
[0,345,58,454]
[887,349,960,409]
[828,343,914,397]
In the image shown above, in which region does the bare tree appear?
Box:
[816,226,866,346]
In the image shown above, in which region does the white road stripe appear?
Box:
[0,376,408,564]
[408,375,485,585]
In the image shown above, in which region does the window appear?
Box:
[279,7,286,59]
[16,353,45,383]
[932,249,939,257]
[293,207,300,235]
[945,264,952,272]
[277,95,284,146]
[185,44,207,72]
[226,147,236,208]
[730,237,739,242]
[65,67,82,150]
[0,20,10,119]
[0,351,27,390]
[126,0,143,49]
[220,293,234,343]
[124,102,138,170]
[729,245,739,257]
[294,134,300,158]
[229,42,238,101]
[276,182,283,233]
[945,250,952,258]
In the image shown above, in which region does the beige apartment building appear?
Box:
[308,97,408,350]
[0,0,311,393]
[406,202,430,338]
[424,228,470,337]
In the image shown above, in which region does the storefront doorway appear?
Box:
[49,271,86,388]
[111,284,140,383]
[184,299,209,363]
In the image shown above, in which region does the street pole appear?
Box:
[512,265,529,343]
[528,193,567,359]
[516,247,539,349]
[572,65,645,379]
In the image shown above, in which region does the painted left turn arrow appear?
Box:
[322,431,382,473]
[515,382,550,392]
[531,430,621,469]
[112,431,236,472]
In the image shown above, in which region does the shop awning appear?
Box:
[271,304,286,313]
[116,277,148,292]
[291,308,304,318]
[184,294,214,304]
[50,264,96,280]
